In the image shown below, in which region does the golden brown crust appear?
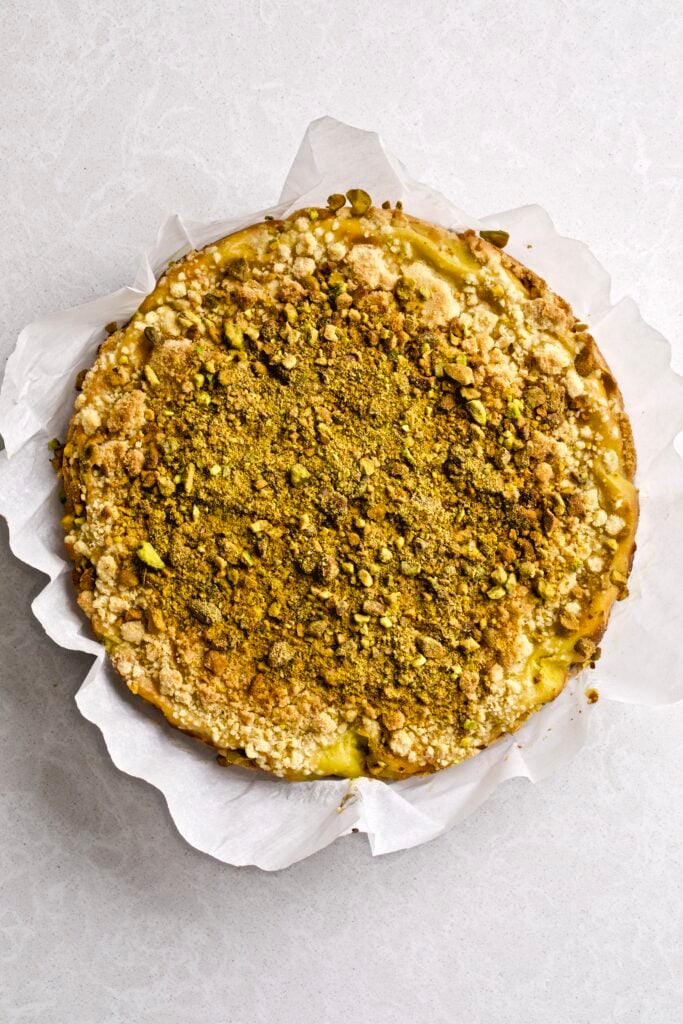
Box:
[58,203,638,779]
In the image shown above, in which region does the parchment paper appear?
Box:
[2,117,682,870]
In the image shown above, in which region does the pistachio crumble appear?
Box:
[57,196,638,779]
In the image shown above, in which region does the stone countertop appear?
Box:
[1,2,682,1022]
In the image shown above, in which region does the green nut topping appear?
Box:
[480,229,510,249]
[224,257,250,281]
[346,188,372,216]
[136,541,165,570]
[223,322,245,350]
[467,400,487,425]
[289,463,311,487]
[327,193,346,212]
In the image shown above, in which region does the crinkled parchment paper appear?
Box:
[2,117,682,870]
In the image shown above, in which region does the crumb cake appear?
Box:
[57,193,638,779]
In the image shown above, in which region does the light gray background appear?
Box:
[2,2,682,1022]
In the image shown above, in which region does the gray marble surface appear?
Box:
[1,2,682,1021]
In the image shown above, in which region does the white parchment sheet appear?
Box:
[2,117,682,870]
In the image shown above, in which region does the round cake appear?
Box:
[58,194,638,779]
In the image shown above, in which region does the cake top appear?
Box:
[59,196,637,778]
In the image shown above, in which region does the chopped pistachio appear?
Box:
[379,616,393,629]
[412,654,427,669]
[289,463,311,487]
[506,398,523,419]
[467,400,487,426]
[225,257,249,281]
[327,193,346,211]
[535,578,556,600]
[559,610,580,632]
[394,277,413,303]
[358,569,374,588]
[480,229,510,248]
[463,719,478,731]
[209,464,222,476]
[157,475,175,497]
[486,586,506,600]
[136,541,165,570]
[144,325,161,344]
[346,188,372,216]
[224,321,244,350]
